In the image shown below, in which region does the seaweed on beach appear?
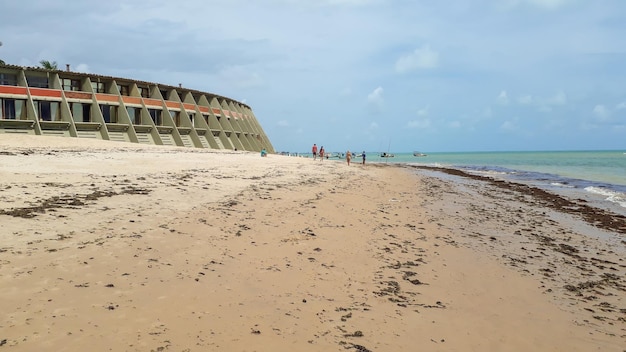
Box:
[410,165,626,234]
[0,187,151,218]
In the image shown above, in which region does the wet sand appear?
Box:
[0,135,624,351]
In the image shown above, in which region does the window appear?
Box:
[100,104,118,123]
[0,73,18,86]
[34,101,60,121]
[170,110,180,126]
[91,82,105,93]
[101,104,110,123]
[127,107,142,125]
[188,113,195,125]
[138,87,149,98]
[1,98,26,119]
[160,89,168,100]
[70,102,91,122]
[62,78,80,91]
[26,75,49,88]
[148,108,161,125]
[118,84,129,96]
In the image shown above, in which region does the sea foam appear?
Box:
[585,186,626,208]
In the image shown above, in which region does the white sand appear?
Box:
[0,134,624,351]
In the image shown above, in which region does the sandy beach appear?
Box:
[0,135,624,351]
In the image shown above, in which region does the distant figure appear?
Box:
[312,143,318,160]
[261,148,267,157]
[319,146,325,161]
[362,151,366,165]
[346,150,351,166]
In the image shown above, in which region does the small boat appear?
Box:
[413,151,427,157]
[380,152,394,158]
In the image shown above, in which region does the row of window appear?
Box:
[0,98,210,126]
[0,73,145,97]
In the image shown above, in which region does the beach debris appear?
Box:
[343,330,364,338]
[0,187,151,218]
[301,227,316,236]
[347,343,372,352]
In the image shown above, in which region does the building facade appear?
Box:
[0,64,274,152]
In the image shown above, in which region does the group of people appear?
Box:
[311,143,325,160]
[311,144,365,166]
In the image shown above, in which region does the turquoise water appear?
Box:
[368,150,626,213]
[373,151,626,187]
[310,150,625,213]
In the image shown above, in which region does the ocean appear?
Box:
[366,150,626,217]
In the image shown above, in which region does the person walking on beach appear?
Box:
[346,150,352,166]
[312,143,318,160]
[362,151,366,165]
[319,146,325,161]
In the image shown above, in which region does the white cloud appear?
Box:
[497,90,509,105]
[517,95,533,104]
[536,90,567,111]
[417,106,429,116]
[547,90,567,105]
[502,0,569,10]
[500,120,518,131]
[369,122,379,129]
[367,86,384,109]
[277,119,290,127]
[407,119,430,129]
[448,121,461,128]
[616,102,626,110]
[395,44,439,73]
[592,104,610,121]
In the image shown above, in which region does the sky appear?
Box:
[1,0,625,153]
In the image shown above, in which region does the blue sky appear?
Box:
[1,0,625,152]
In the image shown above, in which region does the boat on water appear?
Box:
[413,151,427,157]
[380,152,395,158]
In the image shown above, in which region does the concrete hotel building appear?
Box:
[0,64,275,152]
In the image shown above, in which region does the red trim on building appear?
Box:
[122,96,142,105]
[95,93,118,102]
[65,91,92,100]
[0,85,28,96]
[29,88,62,98]
[165,101,180,109]
[143,98,162,107]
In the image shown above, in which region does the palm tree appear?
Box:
[39,60,58,70]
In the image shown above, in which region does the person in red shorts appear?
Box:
[312,143,318,160]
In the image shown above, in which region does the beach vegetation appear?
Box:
[39,60,58,70]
